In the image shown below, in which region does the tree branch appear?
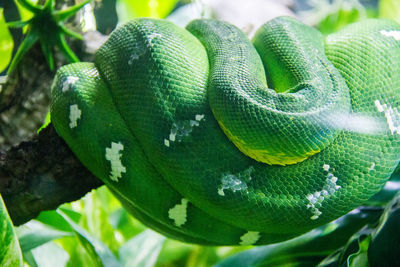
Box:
[0,0,108,226]
[0,124,103,226]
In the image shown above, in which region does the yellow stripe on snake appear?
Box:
[50,16,400,245]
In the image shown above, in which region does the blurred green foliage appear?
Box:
[6,0,89,73]
[16,186,243,267]
[14,0,38,32]
[116,0,179,23]
[318,7,366,35]
[379,0,400,23]
[0,195,22,267]
[0,9,13,73]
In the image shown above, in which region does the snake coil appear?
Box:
[51,16,400,245]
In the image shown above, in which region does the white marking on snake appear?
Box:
[375,100,400,134]
[195,114,205,121]
[128,42,147,64]
[164,114,205,147]
[323,164,330,172]
[306,166,341,220]
[62,76,79,92]
[239,231,260,246]
[190,120,199,127]
[218,166,254,196]
[69,104,81,128]
[168,198,189,227]
[128,54,138,65]
[369,162,376,171]
[105,142,126,182]
[380,30,400,40]
[225,32,237,42]
[164,139,170,147]
[148,33,162,47]
[375,100,384,112]
[229,56,242,62]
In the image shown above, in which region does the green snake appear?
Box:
[50,16,400,246]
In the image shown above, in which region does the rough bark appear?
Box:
[0,124,103,226]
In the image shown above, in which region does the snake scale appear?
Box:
[50,16,400,245]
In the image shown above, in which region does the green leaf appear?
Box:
[57,209,121,267]
[156,239,195,266]
[23,250,39,267]
[30,241,70,267]
[35,209,81,232]
[14,0,39,32]
[7,20,31,28]
[15,0,41,14]
[16,220,72,252]
[79,186,127,253]
[119,230,165,267]
[318,7,363,35]
[0,9,14,73]
[116,0,179,23]
[347,235,370,267]
[215,207,380,267]
[60,25,83,40]
[109,208,146,240]
[368,193,400,266]
[6,29,38,74]
[186,246,220,267]
[366,180,400,206]
[56,34,79,64]
[0,194,23,267]
[54,0,91,22]
[37,112,51,133]
[56,236,101,267]
[40,40,55,70]
[379,0,400,23]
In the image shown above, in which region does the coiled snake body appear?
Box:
[51,16,400,245]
